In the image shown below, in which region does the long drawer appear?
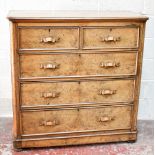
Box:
[21,105,132,135]
[21,80,134,106]
[82,26,139,49]
[18,27,79,50]
[20,52,137,78]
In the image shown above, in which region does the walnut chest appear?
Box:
[8,11,148,149]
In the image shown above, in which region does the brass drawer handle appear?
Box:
[39,120,59,126]
[41,36,60,43]
[101,36,121,42]
[40,63,60,69]
[99,89,116,95]
[41,92,60,98]
[100,62,120,68]
[98,116,114,122]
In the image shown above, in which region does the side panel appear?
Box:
[10,22,21,139]
[131,23,146,131]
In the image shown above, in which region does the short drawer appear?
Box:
[80,52,137,76]
[21,82,79,106]
[18,27,79,50]
[80,80,134,103]
[20,54,79,77]
[22,105,131,135]
[21,80,134,106]
[82,26,139,49]
[20,52,137,78]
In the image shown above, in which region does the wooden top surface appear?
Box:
[8,10,148,21]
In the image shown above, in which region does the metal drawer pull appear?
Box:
[99,89,116,95]
[101,36,121,42]
[39,120,59,126]
[100,62,120,68]
[40,63,60,69]
[98,116,114,122]
[41,36,60,43]
[41,92,60,98]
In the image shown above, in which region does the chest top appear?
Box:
[7,10,148,21]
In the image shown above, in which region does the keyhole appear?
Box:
[77,107,80,111]
[48,29,51,36]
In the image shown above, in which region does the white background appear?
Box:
[0,0,154,119]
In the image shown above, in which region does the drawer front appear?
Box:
[21,82,79,106]
[18,27,79,49]
[20,53,137,78]
[80,53,137,76]
[82,27,139,49]
[21,80,134,106]
[20,54,79,77]
[80,80,134,103]
[22,105,131,135]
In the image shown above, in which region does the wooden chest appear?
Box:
[8,11,148,149]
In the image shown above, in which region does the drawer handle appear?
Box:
[41,36,60,43]
[99,89,116,95]
[39,120,59,126]
[40,63,60,69]
[102,36,121,42]
[41,92,60,98]
[98,116,114,122]
[100,62,120,68]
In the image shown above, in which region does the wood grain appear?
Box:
[82,26,139,49]
[10,22,22,139]
[21,105,131,135]
[14,131,137,148]
[21,80,134,106]
[21,82,79,106]
[131,23,146,131]
[20,52,137,78]
[18,27,79,50]
[80,80,135,103]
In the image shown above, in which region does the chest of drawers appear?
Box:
[8,11,148,149]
